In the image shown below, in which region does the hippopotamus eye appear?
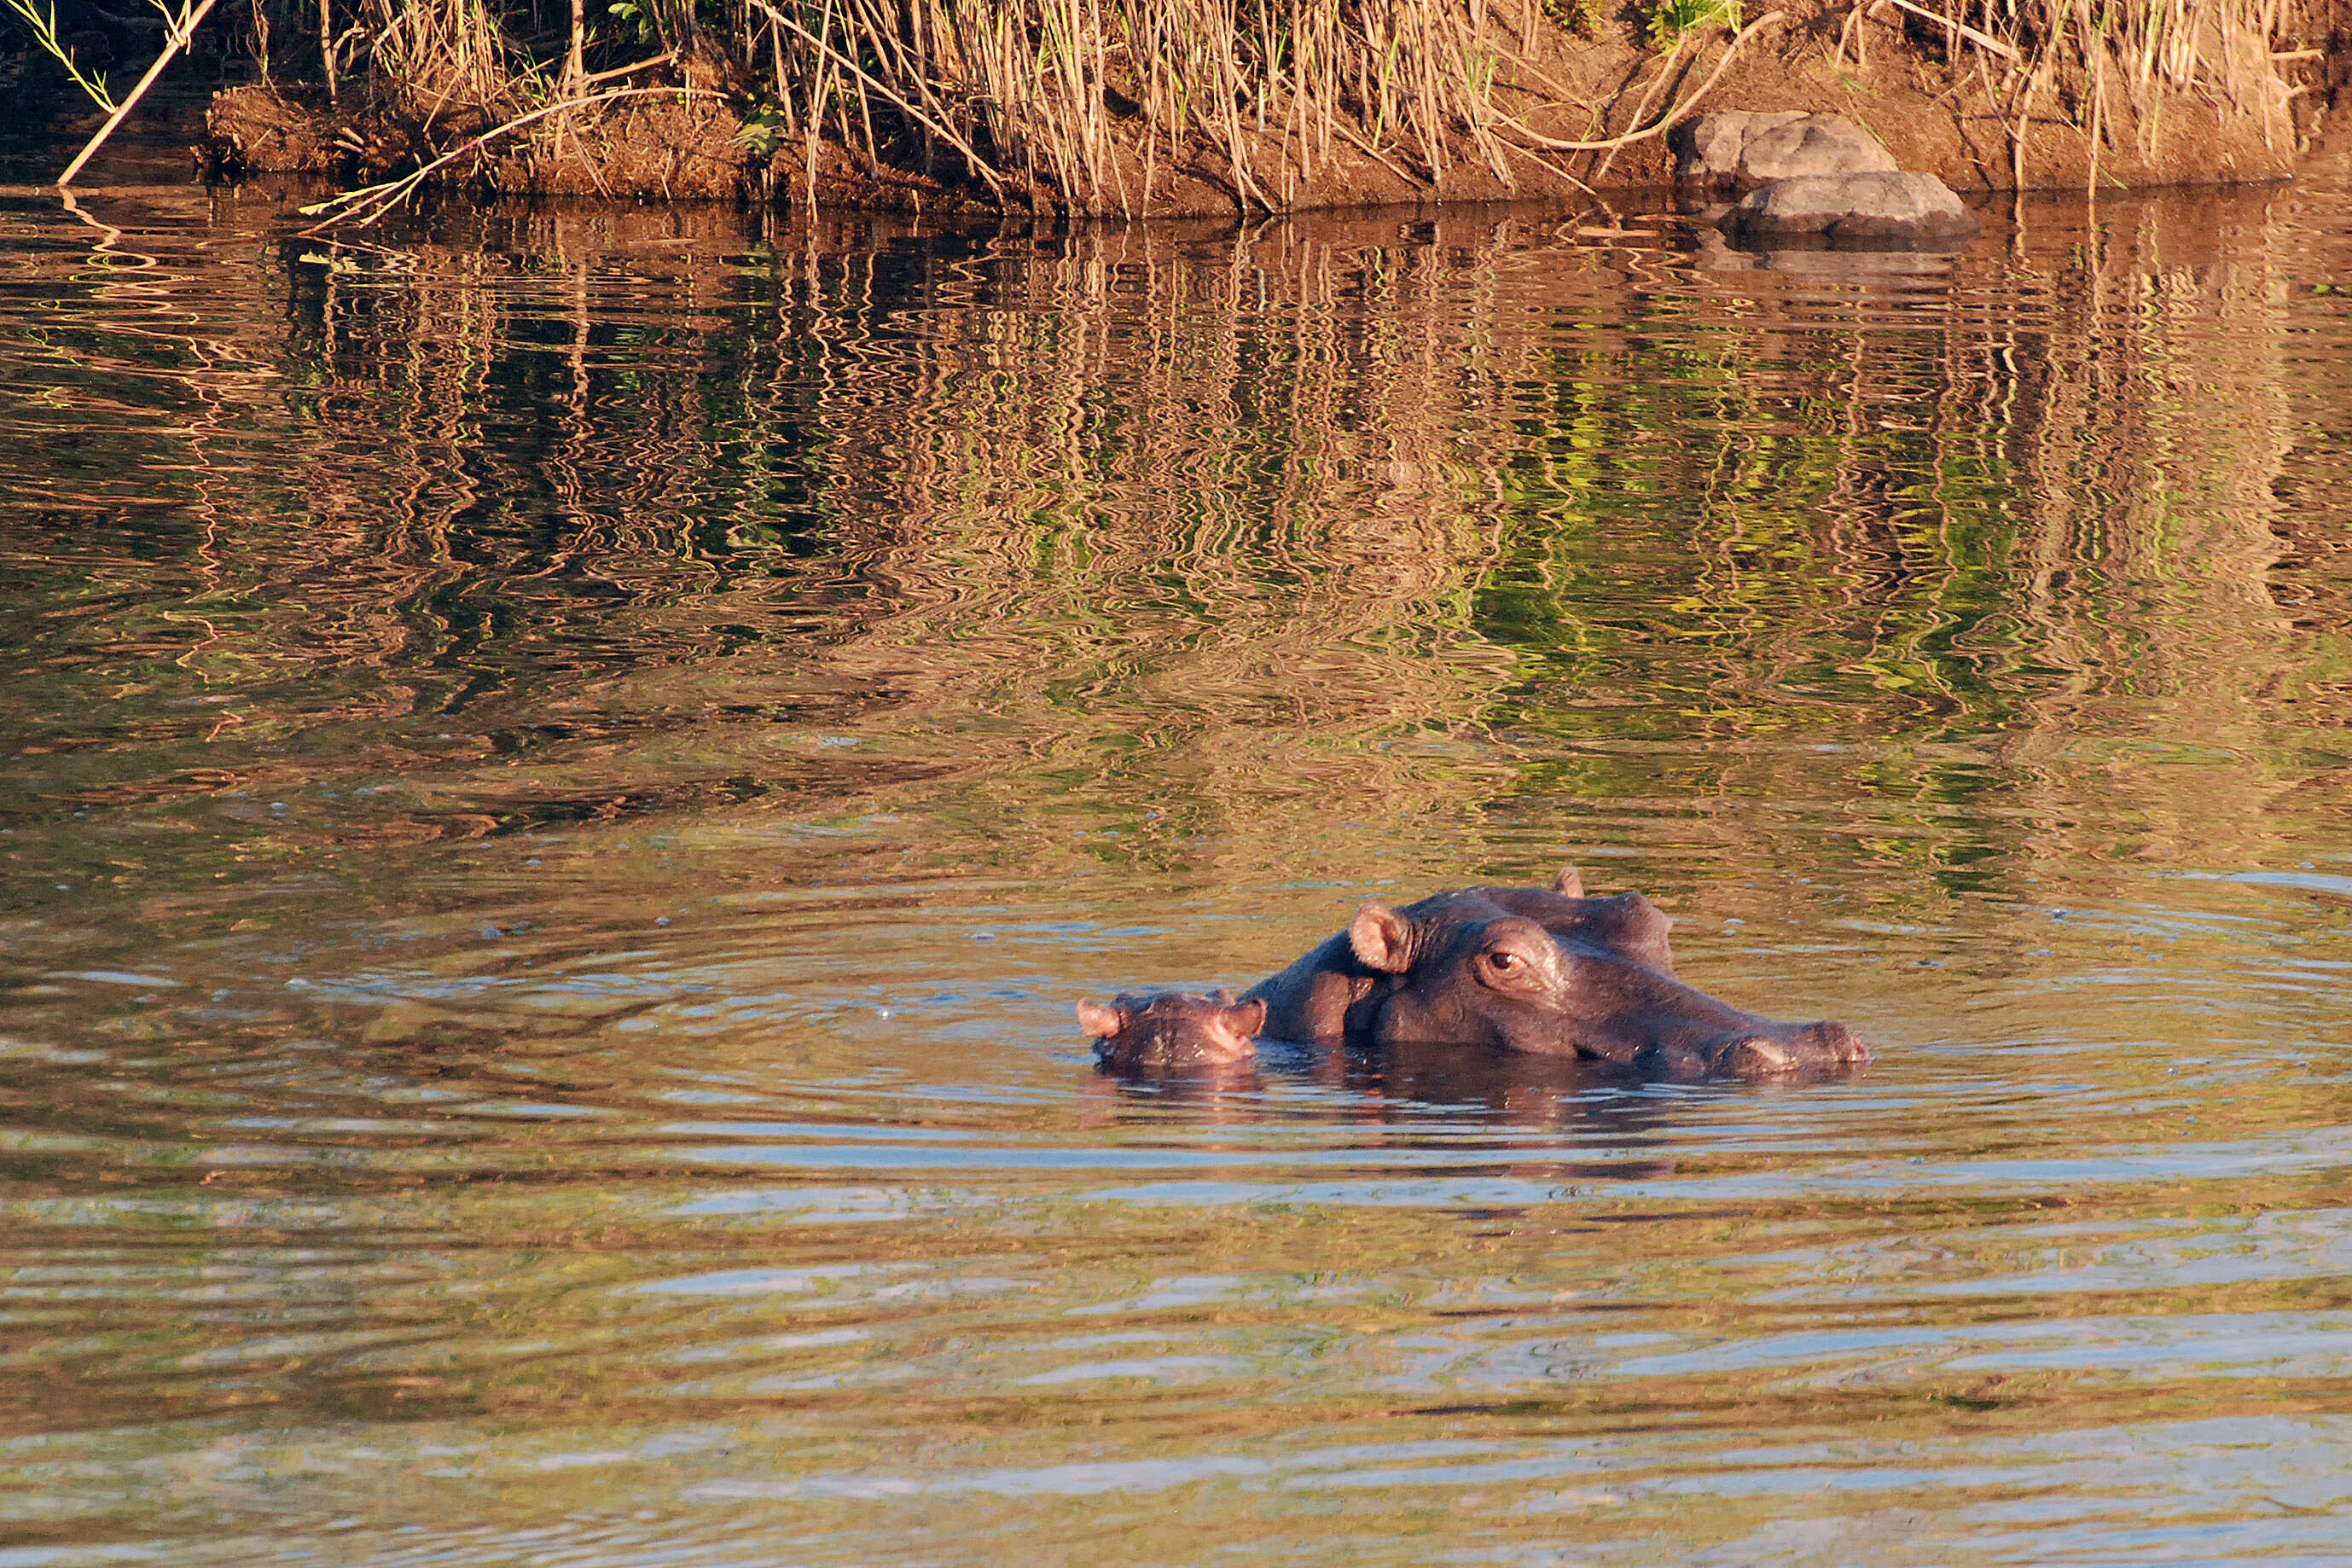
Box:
[1477,943,1551,990]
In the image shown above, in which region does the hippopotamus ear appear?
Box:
[1553,867,1583,897]
[1348,903,1415,973]
[1227,997,1268,1037]
[1075,999,1126,1039]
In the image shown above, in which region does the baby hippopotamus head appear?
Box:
[1077,990,1267,1071]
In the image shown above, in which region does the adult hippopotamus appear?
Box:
[1242,868,1865,1077]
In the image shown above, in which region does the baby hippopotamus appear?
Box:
[1077,990,1267,1071]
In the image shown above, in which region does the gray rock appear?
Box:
[1721,171,1978,243]
[1672,111,1896,189]
[1670,111,1803,185]
[1740,118,1899,183]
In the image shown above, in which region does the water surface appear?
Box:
[4,152,2352,1564]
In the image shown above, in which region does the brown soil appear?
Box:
[205,82,752,202]
[200,0,2347,216]
[485,92,747,200]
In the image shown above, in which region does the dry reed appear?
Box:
[360,0,513,111]
[735,0,1579,212]
[1844,0,2320,182]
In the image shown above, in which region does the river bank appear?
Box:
[160,0,2348,218]
[5,0,2347,215]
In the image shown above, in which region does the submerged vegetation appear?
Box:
[5,0,2349,210]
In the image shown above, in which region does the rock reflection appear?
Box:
[1687,223,1972,276]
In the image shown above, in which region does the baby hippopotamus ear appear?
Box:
[1222,994,1269,1040]
[1553,866,1583,897]
[1077,990,1264,1071]
[1075,997,1130,1039]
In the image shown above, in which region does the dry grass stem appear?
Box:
[57,0,221,185]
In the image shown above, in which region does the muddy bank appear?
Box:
[200,0,2347,216]
[206,80,750,202]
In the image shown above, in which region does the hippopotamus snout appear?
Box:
[1705,1020,1869,1077]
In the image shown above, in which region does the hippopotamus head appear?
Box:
[1077,990,1266,1071]
[1344,881,1865,1078]
[1476,868,1680,976]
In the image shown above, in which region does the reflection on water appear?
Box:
[3,154,2352,1563]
